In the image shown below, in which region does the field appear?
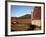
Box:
[11,22,41,31]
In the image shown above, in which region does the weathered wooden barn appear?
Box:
[31,6,41,26]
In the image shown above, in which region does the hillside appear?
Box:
[16,14,31,18]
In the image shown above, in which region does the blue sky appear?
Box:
[11,5,34,17]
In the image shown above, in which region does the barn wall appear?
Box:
[32,20,41,26]
[31,7,41,20]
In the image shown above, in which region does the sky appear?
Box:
[11,5,34,17]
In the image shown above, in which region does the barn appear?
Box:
[31,6,41,26]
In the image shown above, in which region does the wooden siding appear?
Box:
[32,6,41,20]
